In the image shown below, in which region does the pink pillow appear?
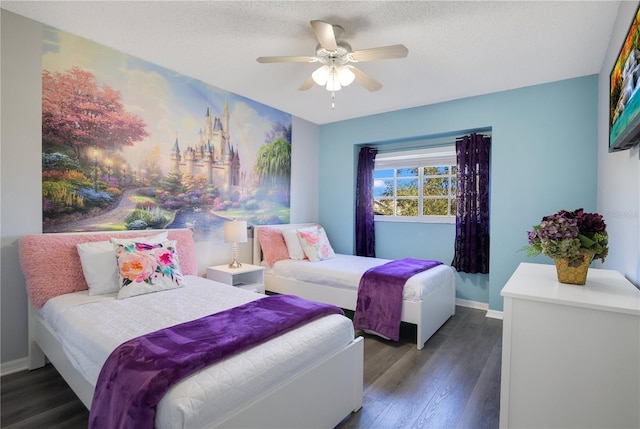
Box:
[19,229,197,308]
[258,227,290,266]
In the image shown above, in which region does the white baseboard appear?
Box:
[0,357,29,376]
[455,298,503,320]
[485,309,504,320]
[456,298,488,310]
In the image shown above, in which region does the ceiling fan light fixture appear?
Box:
[311,65,330,86]
[325,66,342,91]
[337,66,355,87]
[257,20,408,96]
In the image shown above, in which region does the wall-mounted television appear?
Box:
[610,5,640,152]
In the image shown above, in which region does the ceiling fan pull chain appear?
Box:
[331,91,336,109]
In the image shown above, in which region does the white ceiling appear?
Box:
[2,1,622,125]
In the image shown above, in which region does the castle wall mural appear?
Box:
[41,25,292,241]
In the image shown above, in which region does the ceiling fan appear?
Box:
[256,20,408,98]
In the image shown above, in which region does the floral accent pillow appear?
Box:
[297,226,336,262]
[282,227,315,260]
[77,232,169,296]
[112,239,185,299]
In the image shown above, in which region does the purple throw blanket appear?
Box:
[88,294,343,429]
[354,258,442,341]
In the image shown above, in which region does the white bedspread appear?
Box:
[266,254,454,302]
[38,275,354,428]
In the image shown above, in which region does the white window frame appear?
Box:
[373,146,457,224]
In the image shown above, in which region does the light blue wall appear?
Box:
[318,75,598,311]
[374,221,489,304]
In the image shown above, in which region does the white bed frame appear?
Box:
[253,223,456,351]
[28,310,363,427]
[25,232,364,428]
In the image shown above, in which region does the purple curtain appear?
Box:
[452,133,490,273]
[355,146,377,257]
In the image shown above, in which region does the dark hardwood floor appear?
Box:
[338,306,502,429]
[1,363,89,429]
[1,306,501,429]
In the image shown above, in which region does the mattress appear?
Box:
[265,254,454,302]
[38,275,354,428]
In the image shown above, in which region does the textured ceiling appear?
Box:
[2,1,622,125]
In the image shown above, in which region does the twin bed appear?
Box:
[19,223,455,427]
[253,223,456,351]
[20,229,363,428]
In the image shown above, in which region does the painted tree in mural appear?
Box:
[139,145,163,186]
[41,66,149,225]
[162,170,185,195]
[42,66,148,163]
[255,136,291,204]
[182,172,208,194]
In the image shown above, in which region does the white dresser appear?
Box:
[500,263,640,429]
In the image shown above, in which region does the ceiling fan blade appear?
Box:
[350,66,383,92]
[351,44,409,62]
[298,76,315,91]
[310,20,337,51]
[256,55,315,63]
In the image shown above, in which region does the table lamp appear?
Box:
[223,219,247,268]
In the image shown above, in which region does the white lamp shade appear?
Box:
[223,220,247,243]
[337,66,355,86]
[312,65,354,92]
[312,65,330,86]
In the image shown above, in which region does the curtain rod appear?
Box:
[364,129,491,154]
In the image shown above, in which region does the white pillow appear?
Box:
[297,225,336,262]
[282,228,310,260]
[77,232,168,295]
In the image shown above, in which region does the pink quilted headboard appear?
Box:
[19,229,197,308]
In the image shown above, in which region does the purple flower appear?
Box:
[523,208,609,263]
[538,213,578,240]
[575,208,606,234]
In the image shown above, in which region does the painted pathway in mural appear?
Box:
[44,189,147,232]
[44,188,230,241]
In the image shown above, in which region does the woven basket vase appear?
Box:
[554,249,595,285]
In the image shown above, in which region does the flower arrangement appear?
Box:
[524,208,608,267]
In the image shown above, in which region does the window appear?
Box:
[373,147,457,223]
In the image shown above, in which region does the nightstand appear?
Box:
[206,263,265,294]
